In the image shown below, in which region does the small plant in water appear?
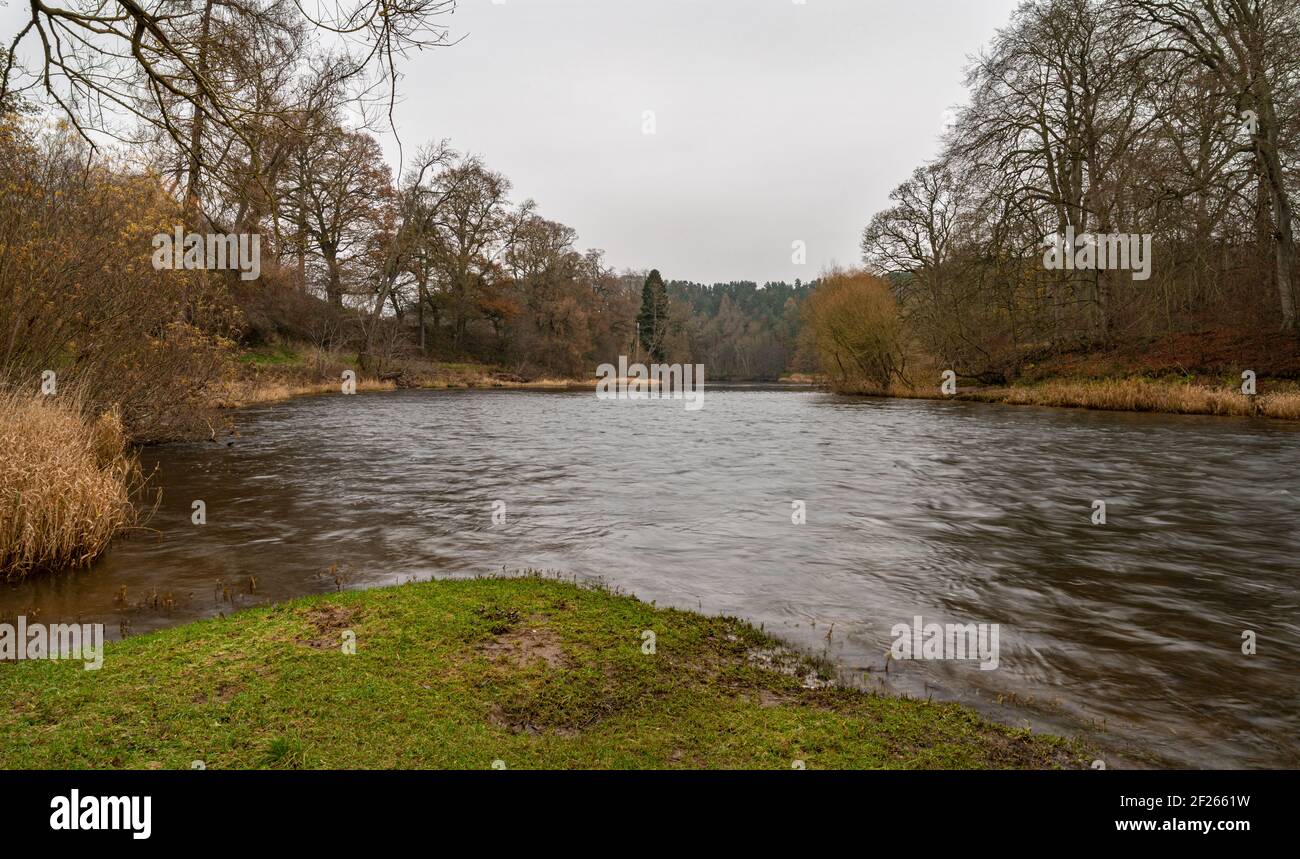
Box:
[319,563,355,592]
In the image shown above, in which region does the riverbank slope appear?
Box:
[0,576,1085,769]
[812,327,1300,420]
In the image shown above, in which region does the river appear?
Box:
[4,386,1297,768]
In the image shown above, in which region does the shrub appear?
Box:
[801,269,906,392]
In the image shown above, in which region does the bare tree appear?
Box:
[1,1,455,227]
[1130,0,1300,331]
[286,124,391,307]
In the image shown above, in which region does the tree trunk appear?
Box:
[323,249,342,307]
[417,276,427,353]
[1260,142,1298,332]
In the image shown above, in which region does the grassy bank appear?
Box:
[0,576,1085,769]
[0,390,143,580]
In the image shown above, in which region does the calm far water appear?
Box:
[4,387,1298,768]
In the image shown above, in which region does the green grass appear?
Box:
[237,343,302,367]
[236,343,510,380]
[0,576,1087,769]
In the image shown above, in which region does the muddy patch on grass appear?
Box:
[746,644,834,690]
[476,619,567,670]
[297,604,361,650]
[478,617,650,737]
[487,704,582,737]
[192,680,243,705]
[756,689,792,708]
[976,725,1088,769]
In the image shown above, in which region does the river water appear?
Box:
[4,387,1297,767]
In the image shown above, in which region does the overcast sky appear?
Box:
[1,0,1022,284]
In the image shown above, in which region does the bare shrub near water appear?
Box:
[0,389,144,579]
[0,121,241,443]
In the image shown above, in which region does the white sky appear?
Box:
[1,0,1022,283]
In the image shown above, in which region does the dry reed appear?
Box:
[850,376,1300,420]
[0,389,143,579]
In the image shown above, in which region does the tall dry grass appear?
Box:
[216,377,397,408]
[984,378,1300,419]
[864,376,1300,420]
[0,389,144,579]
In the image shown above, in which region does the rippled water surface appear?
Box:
[5,387,1298,767]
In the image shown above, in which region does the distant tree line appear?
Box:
[661,279,814,380]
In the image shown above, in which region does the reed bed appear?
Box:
[847,377,1300,420]
[0,389,143,579]
[985,378,1300,419]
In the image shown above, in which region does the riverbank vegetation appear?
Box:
[0,576,1087,769]
[978,377,1300,419]
[221,344,590,408]
[0,389,143,580]
[888,376,1300,420]
[797,269,1300,418]
[837,0,1300,403]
